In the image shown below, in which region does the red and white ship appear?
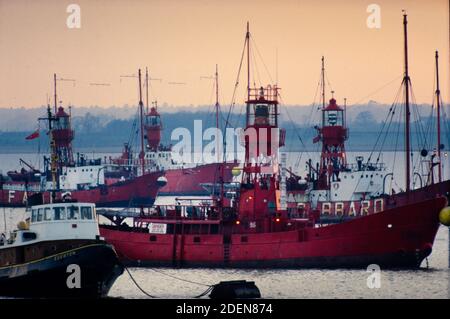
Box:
[0,74,164,208]
[99,18,449,268]
[285,55,450,221]
[107,68,237,199]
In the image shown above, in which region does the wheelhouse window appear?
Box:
[37,208,44,222]
[54,207,66,220]
[68,206,80,220]
[31,209,38,222]
[81,206,93,220]
[44,207,52,221]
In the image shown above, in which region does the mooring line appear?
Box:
[123,264,215,299]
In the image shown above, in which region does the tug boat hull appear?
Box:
[0,241,123,298]
[100,196,446,269]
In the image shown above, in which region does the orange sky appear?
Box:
[0,0,448,108]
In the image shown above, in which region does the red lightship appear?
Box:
[0,73,163,208]
[106,67,237,199]
[99,19,448,268]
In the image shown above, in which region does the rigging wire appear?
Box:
[250,35,274,85]
[222,30,248,147]
[365,83,403,165]
[251,44,262,88]
[391,103,404,192]
[292,75,323,172]
[277,93,315,167]
[353,75,403,105]
[349,83,402,196]
[409,83,428,151]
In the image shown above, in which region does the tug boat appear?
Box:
[99,19,449,269]
[0,199,123,298]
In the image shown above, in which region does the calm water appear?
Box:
[1,152,449,298]
[108,226,450,299]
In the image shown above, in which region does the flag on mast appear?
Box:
[25,129,40,140]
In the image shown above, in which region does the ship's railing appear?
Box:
[345,162,386,172]
[247,85,279,103]
[1,183,42,192]
[139,205,222,221]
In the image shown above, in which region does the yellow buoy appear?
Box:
[439,207,450,226]
[232,167,241,177]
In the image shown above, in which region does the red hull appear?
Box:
[0,171,163,208]
[159,162,235,196]
[100,196,447,268]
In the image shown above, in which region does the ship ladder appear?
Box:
[171,233,177,267]
[223,235,231,265]
[172,233,184,268]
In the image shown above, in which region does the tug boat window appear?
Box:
[54,207,66,220]
[31,209,38,222]
[37,208,44,222]
[81,206,93,220]
[68,206,80,220]
[44,207,52,221]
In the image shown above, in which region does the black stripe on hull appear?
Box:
[0,244,124,298]
[123,248,431,270]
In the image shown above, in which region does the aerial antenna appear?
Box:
[214,65,220,163]
[54,74,57,113]
[59,78,76,86]
[200,66,220,129]
[53,74,76,113]
[246,21,250,102]
[403,11,411,194]
[276,48,278,86]
[89,83,111,86]
[141,69,163,111]
[120,74,138,83]
[138,69,145,175]
[321,56,326,109]
[435,50,442,183]
[344,97,347,127]
[146,67,149,114]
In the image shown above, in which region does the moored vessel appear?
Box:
[0,74,164,208]
[107,68,237,200]
[0,199,123,298]
[99,18,449,269]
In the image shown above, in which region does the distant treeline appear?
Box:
[0,108,448,153]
